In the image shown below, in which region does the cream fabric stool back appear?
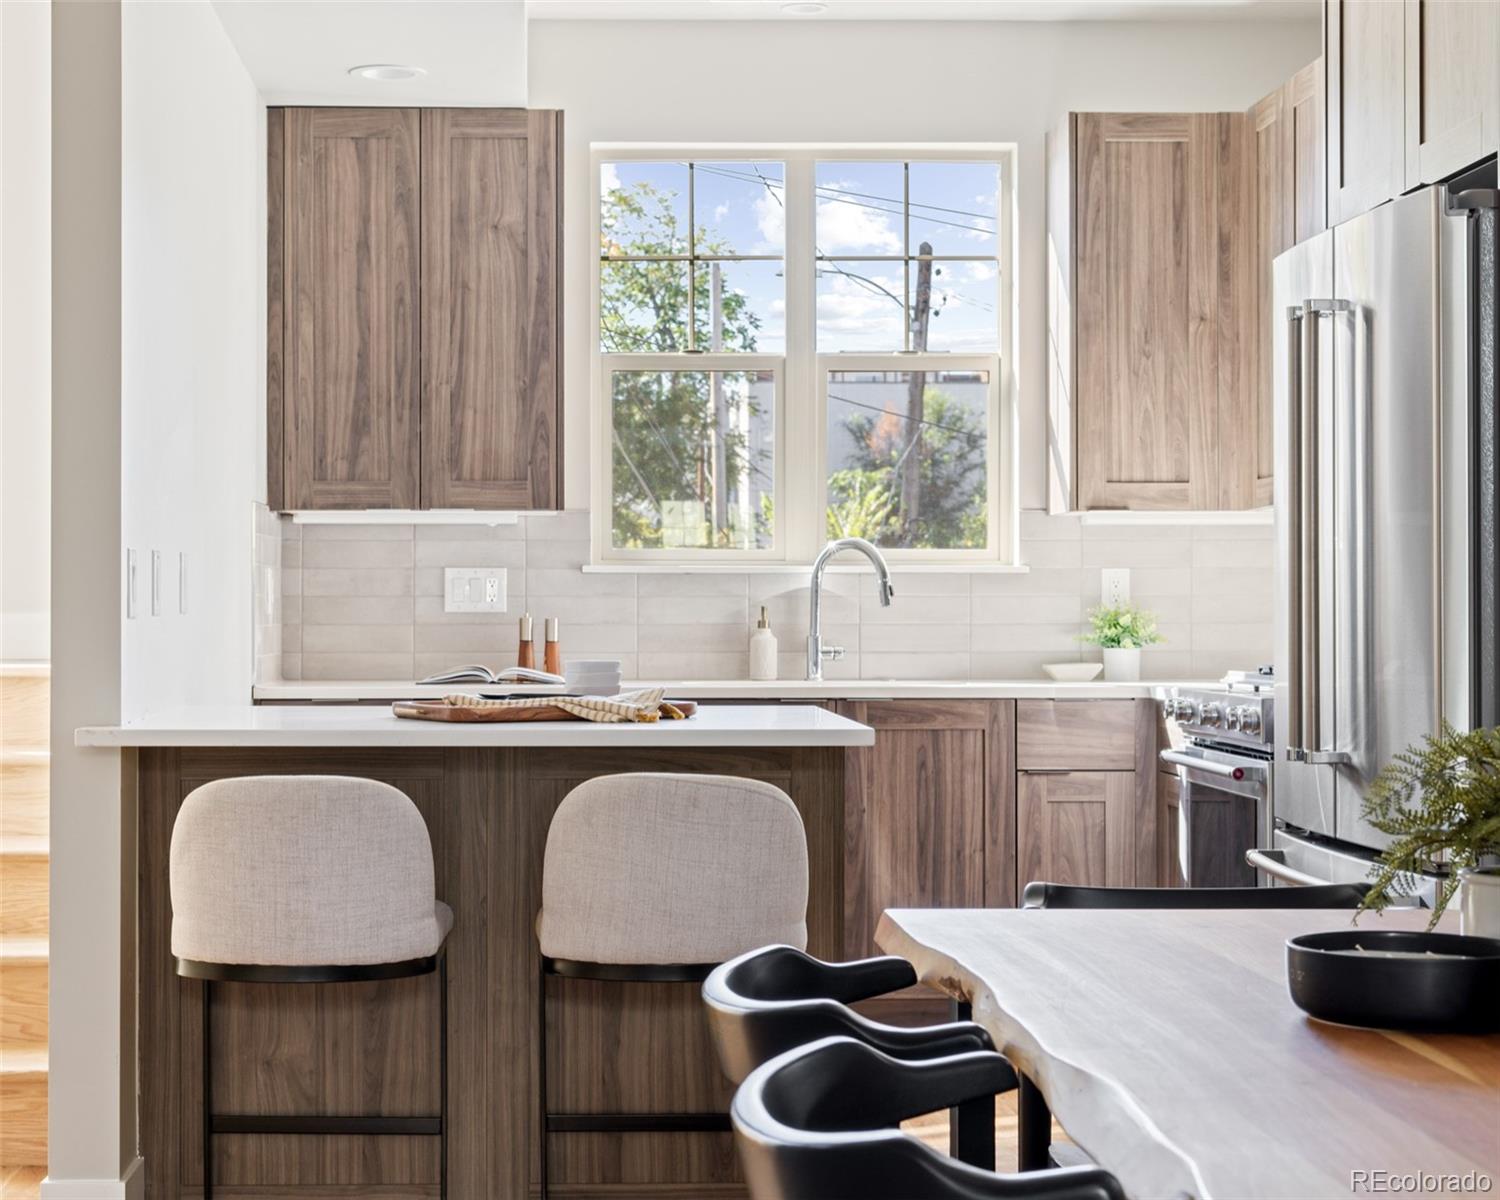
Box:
[533,772,810,1199]
[538,772,809,965]
[169,775,452,1199]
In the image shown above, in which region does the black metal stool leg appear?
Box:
[439,953,449,1200]
[947,1000,995,1170]
[1017,1072,1051,1172]
[202,979,213,1200]
[538,962,549,1200]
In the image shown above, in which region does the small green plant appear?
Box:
[1077,603,1163,650]
[1357,723,1500,927]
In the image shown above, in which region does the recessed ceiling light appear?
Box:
[347,64,427,82]
[781,2,828,13]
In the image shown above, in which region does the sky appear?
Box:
[600,158,1003,355]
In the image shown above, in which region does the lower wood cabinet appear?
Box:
[837,699,1016,962]
[1018,770,1138,888]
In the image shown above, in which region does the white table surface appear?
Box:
[75,702,875,748]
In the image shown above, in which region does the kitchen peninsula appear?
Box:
[77,705,870,1199]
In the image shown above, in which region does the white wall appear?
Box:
[120,0,264,719]
[49,0,134,1190]
[1,0,51,662]
[528,17,1321,513]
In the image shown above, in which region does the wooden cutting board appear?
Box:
[392,700,697,723]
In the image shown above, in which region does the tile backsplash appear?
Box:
[256,509,1274,684]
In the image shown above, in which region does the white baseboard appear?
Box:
[41,1156,144,1200]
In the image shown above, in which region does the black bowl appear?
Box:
[1286,929,1500,1033]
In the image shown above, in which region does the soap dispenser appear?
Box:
[749,605,778,681]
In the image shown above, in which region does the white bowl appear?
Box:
[1042,662,1104,682]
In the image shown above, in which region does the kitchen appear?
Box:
[3,1,1498,1197]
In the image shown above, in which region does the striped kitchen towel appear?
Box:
[442,687,673,723]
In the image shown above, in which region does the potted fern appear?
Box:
[1078,602,1163,682]
[1357,723,1500,937]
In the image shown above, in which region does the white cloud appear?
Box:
[816,184,900,254]
[755,189,785,253]
[963,262,997,282]
[816,268,906,350]
[600,162,621,194]
[714,201,731,224]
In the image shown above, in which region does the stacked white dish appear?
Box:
[564,659,623,695]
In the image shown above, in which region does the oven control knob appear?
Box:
[1160,698,1174,720]
[1224,706,1243,731]
[1172,699,1199,722]
[1237,706,1262,734]
[1200,703,1224,727]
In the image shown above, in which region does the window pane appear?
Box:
[910,260,999,353]
[696,259,785,354]
[815,162,905,256]
[907,161,1000,257]
[694,161,785,256]
[600,161,689,257]
[817,261,907,352]
[612,370,776,551]
[825,369,988,550]
[600,260,690,352]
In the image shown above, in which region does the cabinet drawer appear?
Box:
[1017,700,1136,770]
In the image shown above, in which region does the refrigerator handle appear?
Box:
[1285,305,1305,760]
[1293,299,1353,768]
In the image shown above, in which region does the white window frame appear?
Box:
[591,144,1017,566]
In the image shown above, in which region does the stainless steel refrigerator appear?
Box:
[1260,162,1498,893]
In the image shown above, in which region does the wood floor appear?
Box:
[0,1166,44,1199]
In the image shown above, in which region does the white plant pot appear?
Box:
[1459,868,1500,939]
[1101,647,1141,683]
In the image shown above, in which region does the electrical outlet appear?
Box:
[1101,567,1130,608]
[445,567,508,613]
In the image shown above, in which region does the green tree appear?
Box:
[828,386,987,549]
[602,182,771,549]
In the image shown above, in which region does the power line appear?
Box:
[828,391,987,443]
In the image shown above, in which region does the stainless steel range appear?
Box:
[1159,669,1275,887]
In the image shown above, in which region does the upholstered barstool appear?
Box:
[170,776,453,1199]
[535,772,809,1197]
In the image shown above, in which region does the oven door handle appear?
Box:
[1244,847,1331,888]
[1159,749,1265,781]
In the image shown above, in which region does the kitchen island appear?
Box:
[79,705,871,1200]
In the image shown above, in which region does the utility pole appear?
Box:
[902,241,933,534]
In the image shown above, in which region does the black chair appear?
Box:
[731,1036,1126,1200]
[704,944,1007,1168]
[1021,881,1369,910]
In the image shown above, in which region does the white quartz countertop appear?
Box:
[75,703,875,749]
[252,678,1192,703]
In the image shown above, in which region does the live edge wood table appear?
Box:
[81,704,871,1200]
[876,907,1500,1200]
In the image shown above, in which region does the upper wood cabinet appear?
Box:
[1046,112,1257,513]
[1327,0,1405,226]
[268,107,563,512]
[1403,0,1500,189]
[276,108,421,510]
[1328,0,1498,225]
[1249,59,1325,509]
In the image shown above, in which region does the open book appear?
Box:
[417,664,566,686]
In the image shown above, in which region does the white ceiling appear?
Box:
[209,1,528,106]
[208,0,1316,106]
[527,0,1320,21]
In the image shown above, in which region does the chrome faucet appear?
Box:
[807,537,894,681]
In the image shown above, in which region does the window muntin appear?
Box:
[815,160,1001,354]
[600,159,786,354]
[595,148,1013,565]
[825,367,991,551]
[610,367,776,552]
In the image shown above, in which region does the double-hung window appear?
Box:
[594,147,1013,564]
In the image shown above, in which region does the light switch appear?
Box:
[445,567,508,613]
